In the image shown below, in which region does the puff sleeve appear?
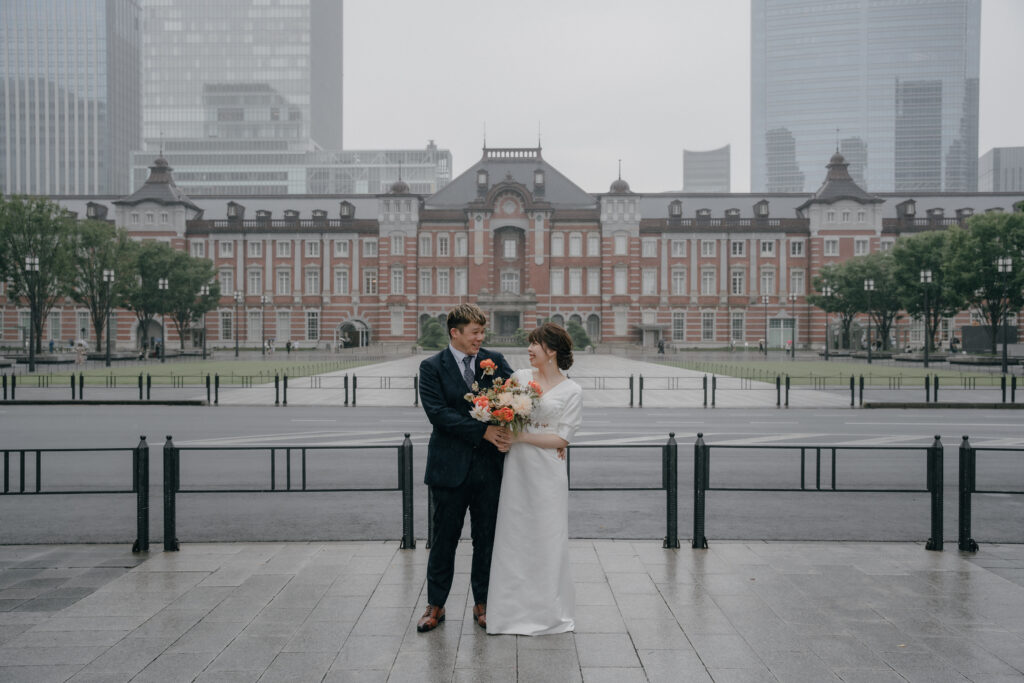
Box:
[554,383,583,443]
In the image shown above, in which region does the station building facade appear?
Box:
[3,146,1023,353]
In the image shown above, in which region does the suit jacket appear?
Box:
[419,346,514,488]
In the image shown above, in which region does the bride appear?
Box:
[486,322,583,635]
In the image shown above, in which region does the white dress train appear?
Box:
[486,368,583,636]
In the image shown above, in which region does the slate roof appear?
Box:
[797,151,884,211]
[113,157,202,212]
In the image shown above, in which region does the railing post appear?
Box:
[925,375,930,403]
[146,373,152,400]
[344,374,349,406]
[413,375,419,407]
[859,375,864,406]
[958,435,978,552]
[352,375,358,406]
[132,436,150,553]
[138,373,143,400]
[9,374,14,400]
[785,375,790,408]
[400,433,415,549]
[692,433,709,549]
[1001,375,1006,403]
[214,373,220,404]
[663,433,679,549]
[849,375,854,407]
[79,373,84,400]
[206,374,211,404]
[711,375,717,408]
[162,436,179,551]
[775,375,781,407]
[925,435,943,551]
[283,374,288,406]
[275,374,280,406]
[2,374,6,400]
[1013,375,1018,403]
[934,375,940,402]
[639,374,644,408]
[702,375,707,407]
[628,374,633,407]
[70,373,76,400]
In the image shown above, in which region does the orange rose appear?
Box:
[528,381,543,395]
[492,406,515,423]
[473,395,490,408]
[479,358,497,375]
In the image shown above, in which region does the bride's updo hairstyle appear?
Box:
[528,322,574,370]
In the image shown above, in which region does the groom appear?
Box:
[417,303,514,632]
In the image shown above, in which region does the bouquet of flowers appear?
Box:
[465,360,543,434]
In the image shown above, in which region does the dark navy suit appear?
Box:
[419,346,514,607]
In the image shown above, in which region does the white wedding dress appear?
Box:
[486,368,583,635]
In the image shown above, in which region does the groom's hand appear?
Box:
[483,425,511,452]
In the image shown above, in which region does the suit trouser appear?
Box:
[426,452,503,607]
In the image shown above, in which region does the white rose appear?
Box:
[469,406,491,423]
[510,394,533,416]
[495,392,513,406]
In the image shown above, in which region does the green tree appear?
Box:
[808,263,860,349]
[165,252,220,350]
[68,220,136,352]
[417,319,447,349]
[890,229,967,352]
[566,320,592,350]
[122,240,178,345]
[0,196,76,353]
[512,327,529,348]
[946,212,1024,354]
[858,251,903,351]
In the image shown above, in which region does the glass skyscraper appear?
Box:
[1,0,141,195]
[751,0,980,193]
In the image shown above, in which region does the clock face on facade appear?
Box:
[501,199,517,215]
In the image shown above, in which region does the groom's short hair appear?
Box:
[447,303,487,337]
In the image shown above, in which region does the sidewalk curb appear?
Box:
[862,401,1023,409]
[0,399,208,406]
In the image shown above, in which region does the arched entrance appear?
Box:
[136,320,164,351]
[336,319,370,348]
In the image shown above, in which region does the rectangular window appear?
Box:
[437,235,449,257]
[76,311,90,340]
[730,241,745,257]
[731,269,745,295]
[419,234,431,257]
[790,270,805,295]
[503,238,517,259]
[614,266,627,295]
[551,233,565,257]
[587,233,601,256]
[162,212,170,224]
[437,269,450,295]
[276,310,290,341]
[277,269,291,295]
[306,311,320,341]
[823,238,839,256]
[219,241,233,257]
[500,271,519,294]
[614,309,627,336]
[305,268,320,294]
[219,268,233,293]
[190,241,205,258]
[247,310,262,343]
[587,268,600,295]
[641,239,657,258]
[419,268,432,296]
[702,312,715,341]
[760,240,775,256]
[880,238,895,252]
[671,268,687,295]
[569,268,583,296]
[220,311,232,341]
[701,269,715,295]
[454,233,468,257]
[390,235,403,256]
[827,211,836,223]
[363,239,378,258]
[613,233,627,255]
[306,241,321,258]
[334,268,349,295]
[672,312,685,340]
[842,211,851,222]
[550,268,564,296]
[671,240,687,258]
[390,308,404,336]
[760,269,776,295]
[390,266,404,294]
[854,238,869,256]
[278,241,292,258]
[454,268,468,296]
[857,211,866,223]
[701,240,716,257]
[569,233,583,257]
[363,268,378,295]
[731,312,745,341]
[790,240,804,257]
[333,240,348,258]
[248,242,262,258]
[641,268,657,295]
[247,269,262,294]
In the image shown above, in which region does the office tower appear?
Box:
[0,0,141,195]
[751,0,980,193]
[979,147,1024,192]
[683,145,731,193]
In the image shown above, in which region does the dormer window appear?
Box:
[754,200,770,218]
[312,209,327,224]
[284,209,299,225]
[956,207,974,219]
[534,169,544,187]
[897,199,916,218]
[725,208,740,219]
[669,200,682,218]
[256,209,271,223]
[339,201,354,219]
[696,208,711,219]
[476,169,489,194]
[227,201,244,220]
[926,208,944,218]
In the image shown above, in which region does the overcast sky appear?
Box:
[343,0,1023,194]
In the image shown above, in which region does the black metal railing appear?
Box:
[691,433,945,550]
[957,436,1024,552]
[160,435,415,551]
[1,438,150,552]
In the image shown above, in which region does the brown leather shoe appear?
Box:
[472,603,486,629]
[417,605,445,632]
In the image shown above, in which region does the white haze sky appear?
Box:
[343,0,1024,194]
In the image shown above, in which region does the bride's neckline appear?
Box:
[527,367,567,394]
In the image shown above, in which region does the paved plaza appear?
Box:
[1,541,1023,682]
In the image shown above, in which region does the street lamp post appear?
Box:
[158,277,168,363]
[260,294,268,356]
[25,255,39,372]
[199,285,210,360]
[104,269,115,367]
[920,270,932,368]
[997,257,1013,375]
[761,295,770,356]
[822,285,833,361]
[864,279,875,364]
[233,291,242,358]
[788,292,798,359]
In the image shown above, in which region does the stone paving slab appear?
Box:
[0,541,1022,682]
